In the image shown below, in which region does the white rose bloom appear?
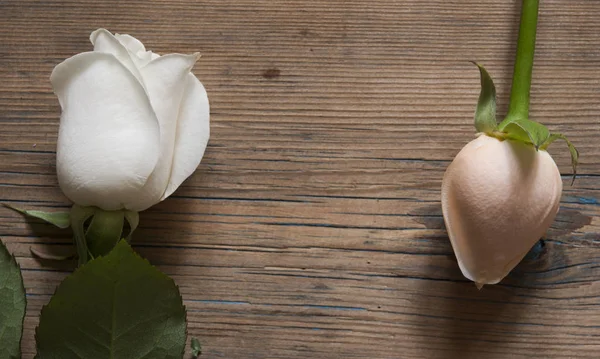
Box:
[51,28,210,212]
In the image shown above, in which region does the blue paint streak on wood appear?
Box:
[259,221,424,230]
[296,304,366,311]
[187,299,366,312]
[577,197,599,205]
[562,196,599,206]
[195,300,250,305]
[170,195,310,203]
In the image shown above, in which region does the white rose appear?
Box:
[51,28,210,212]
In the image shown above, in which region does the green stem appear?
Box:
[506,0,539,121]
[70,205,96,266]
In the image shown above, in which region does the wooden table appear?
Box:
[1,0,599,358]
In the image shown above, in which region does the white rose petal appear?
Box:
[51,29,210,212]
[51,52,160,211]
[126,53,200,211]
[90,29,145,86]
[163,74,210,200]
[115,32,157,68]
[114,33,146,54]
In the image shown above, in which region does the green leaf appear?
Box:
[86,209,125,258]
[35,240,187,359]
[0,239,26,359]
[3,204,70,229]
[472,62,498,133]
[541,132,579,184]
[191,337,202,357]
[498,117,550,149]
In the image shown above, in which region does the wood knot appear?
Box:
[262,68,281,79]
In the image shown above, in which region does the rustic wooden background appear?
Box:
[1,0,599,358]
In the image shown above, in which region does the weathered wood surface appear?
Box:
[1,0,599,358]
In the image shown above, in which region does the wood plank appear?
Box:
[1,0,599,358]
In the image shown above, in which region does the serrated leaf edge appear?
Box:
[0,239,26,359]
[35,240,188,359]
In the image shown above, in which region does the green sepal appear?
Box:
[541,133,579,184]
[0,239,26,359]
[30,247,76,261]
[3,204,70,229]
[69,205,96,266]
[472,62,498,133]
[86,209,125,258]
[124,210,140,242]
[35,240,187,359]
[191,337,202,357]
[498,117,550,150]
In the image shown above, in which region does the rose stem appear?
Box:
[506,0,539,122]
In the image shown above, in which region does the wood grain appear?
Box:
[1,0,600,358]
